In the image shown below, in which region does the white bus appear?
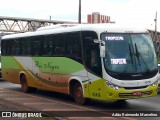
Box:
[1,24,158,104]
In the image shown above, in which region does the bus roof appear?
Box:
[1,24,149,40]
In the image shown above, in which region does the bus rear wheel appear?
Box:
[73,83,90,105]
[20,75,37,93]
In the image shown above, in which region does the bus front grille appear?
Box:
[123,85,148,90]
[119,91,152,98]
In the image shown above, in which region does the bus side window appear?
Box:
[66,32,82,63]
[42,35,54,56]
[14,39,21,56]
[54,34,65,56]
[48,38,55,55]
[82,31,102,77]
[6,40,12,55]
[32,36,42,56]
[2,41,8,55]
[21,38,31,56]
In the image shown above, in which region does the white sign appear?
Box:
[1,112,42,118]
[106,36,124,41]
[111,58,127,64]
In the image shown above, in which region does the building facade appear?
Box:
[87,12,111,23]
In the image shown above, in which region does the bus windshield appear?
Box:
[101,33,158,80]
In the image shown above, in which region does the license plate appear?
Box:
[133,91,142,96]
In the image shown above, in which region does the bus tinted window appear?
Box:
[54,34,65,56]
[32,36,43,56]
[3,40,13,56]
[42,35,54,56]
[66,32,82,63]
[21,38,31,56]
[13,39,21,55]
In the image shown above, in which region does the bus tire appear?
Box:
[20,75,37,93]
[73,83,90,105]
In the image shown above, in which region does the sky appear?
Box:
[0,0,160,31]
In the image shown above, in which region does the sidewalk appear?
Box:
[0,99,26,120]
[0,98,53,120]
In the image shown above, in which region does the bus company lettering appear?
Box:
[111,58,127,64]
[106,36,124,40]
[35,61,59,71]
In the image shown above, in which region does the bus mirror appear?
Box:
[94,39,101,43]
[94,39,106,57]
[100,46,105,57]
[94,39,105,45]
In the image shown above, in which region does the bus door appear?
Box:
[82,31,102,98]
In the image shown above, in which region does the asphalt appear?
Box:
[0,84,159,120]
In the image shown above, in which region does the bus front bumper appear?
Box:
[104,85,158,100]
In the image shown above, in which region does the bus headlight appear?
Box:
[106,81,121,90]
[150,80,158,87]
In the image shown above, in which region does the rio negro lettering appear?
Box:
[35,61,59,71]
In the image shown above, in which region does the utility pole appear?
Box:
[78,0,81,23]
[49,16,52,25]
[155,11,158,41]
[154,11,159,57]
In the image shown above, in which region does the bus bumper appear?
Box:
[84,79,158,101]
[103,85,158,100]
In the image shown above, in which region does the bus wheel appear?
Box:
[20,75,36,93]
[73,83,90,105]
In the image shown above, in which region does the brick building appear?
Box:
[87,12,111,23]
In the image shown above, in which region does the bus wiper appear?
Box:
[121,43,134,74]
[134,43,140,65]
[129,43,133,64]
[134,43,150,72]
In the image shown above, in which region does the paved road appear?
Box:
[0,80,160,120]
